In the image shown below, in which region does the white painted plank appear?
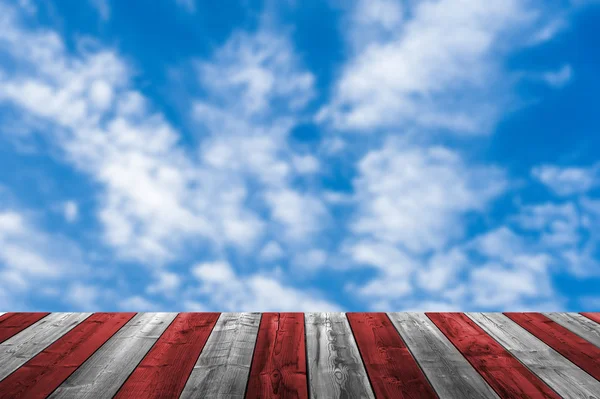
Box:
[545,312,600,348]
[180,312,261,399]
[0,313,5,317]
[388,313,499,399]
[0,312,91,381]
[305,313,375,399]
[49,312,177,399]
[468,313,600,399]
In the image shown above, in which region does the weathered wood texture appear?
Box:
[305,313,375,399]
[583,312,600,325]
[0,312,50,344]
[0,313,135,399]
[114,312,220,399]
[506,312,600,381]
[48,312,177,399]
[0,313,90,382]
[180,312,261,399]
[545,312,600,347]
[388,312,499,399]
[469,313,600,399]
[427,312,560,398]
[347,313,437,398]
[246,313,308,399]
[1,312,599,398]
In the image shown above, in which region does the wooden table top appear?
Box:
[0,312,599,398]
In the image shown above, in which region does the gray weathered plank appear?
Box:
[180,312,261,399]
[388,313,499,399]
[48,312,177,399]
[0,312,91,381]
[305,313,375,399]
[545,312,600,348]
[468,312,600,399]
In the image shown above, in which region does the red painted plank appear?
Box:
[246,313,308,399]
[505,312,600,381]
[427,313,560,399]
[114,312,220,399]
[581,312,600,325]
[347,313,437,399]
[0,312,135,399]
[0,312,49,344]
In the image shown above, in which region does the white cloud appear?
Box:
[191,260,340,311]
[469,264,552,308]
[532,164,599,196]
[265,188,328,242]
[63,200,79,223]
[292,155,320,174]
[1,5,319,264]
[351,141,506,253]
[542,64,573,88]
[259,240,285,262]
[319,0,540,133]
[0,188,96,308]
[66,283,100,310]
[293,249,328,270]
[119,295,157,311]
[196,28,315,118]
[516,202,581,247]
[146,271,181,296]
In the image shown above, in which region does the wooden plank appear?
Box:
[505,312,600,381]
[0,313,135,399]
[469,313,600,398]
[347,313,437,398]
[388,313,499,399]
[180,312,261,399]
[0,313,90,382]
[545,312,600,347]
[427,312,560,399]
[246,313,308,399]
[48,312,178,399]
[0,312,50,344]
[305,313,375,399]
[582,312,600,324]
[114,312,220,399]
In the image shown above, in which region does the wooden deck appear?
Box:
[0,313,599,398]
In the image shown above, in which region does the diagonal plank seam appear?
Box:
[384,313,441,399]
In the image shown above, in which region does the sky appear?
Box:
[0,0,599,312]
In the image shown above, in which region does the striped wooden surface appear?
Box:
[0,313,598,398]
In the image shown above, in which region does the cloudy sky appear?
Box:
[1,0,599,312]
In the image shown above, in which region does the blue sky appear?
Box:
[1,0,599,312]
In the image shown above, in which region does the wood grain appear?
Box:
[0,312,50,344]
[427,312,560,399]
[388,312,499,399]
[0,313,90,382]
[48,312,177,399]
[114,312,220,399]
[505,312,600,381]
[347,313,437,399]
[246,313,308,399]
[180,312,261,399]
[545,312,600,347]
[469,313,600,399]
[0,313,135,399]
[305,313,375,399]
[582,313,600,325]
